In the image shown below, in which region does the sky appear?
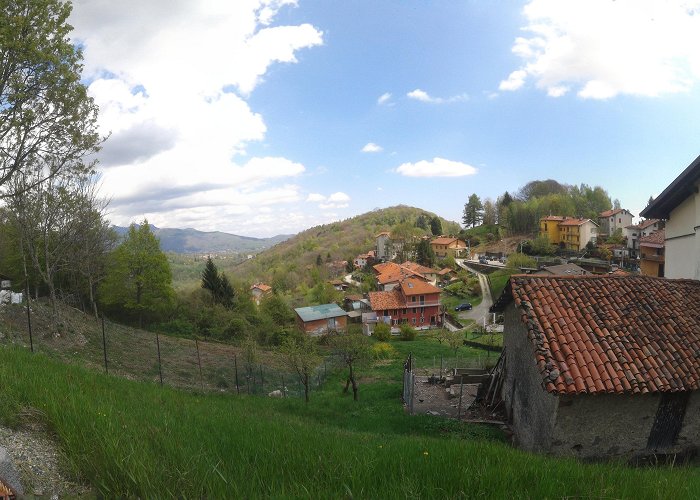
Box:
[68,0,700,237]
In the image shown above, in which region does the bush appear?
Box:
[399,324,417,341]
[373,322,391,341]
[371,342,397,360]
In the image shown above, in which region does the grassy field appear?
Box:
[2,339,700,497]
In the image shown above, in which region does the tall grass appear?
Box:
[1,346,700,498]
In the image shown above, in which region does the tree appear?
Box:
[415,214,429,230]
[446,331,464,359]
[482,198,497,226]
[331,327,371,401]
[279,334,321,403]
[201,256,235,309]
[415,239,436,268]
[462,194,483,228]
[0,0,101,195]
[517,180,567,201]
[99,221,175,328]
[429,216,442,236]
[506,253,537,270]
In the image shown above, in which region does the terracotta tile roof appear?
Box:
[251,283,272,292]
[640,229,665,247]
[399,278,441,296]
[609,269,630,276]
[638,218,661,230]
[438,267,454,276]
[373,262,399,275]
[368,289,404,310]
[401,261,438,275]
[430,237,461,246]
[540,215,566,222]
[559,217,597,227]
[497,275,700,395]
[600,209,623,218]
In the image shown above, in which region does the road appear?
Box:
[454,259,495,328]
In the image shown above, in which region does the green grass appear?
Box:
[488,268,517,299]
[2,336,700,497]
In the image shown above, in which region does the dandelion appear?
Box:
[423,451,429,456]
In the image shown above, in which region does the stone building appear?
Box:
[491,275,700,459]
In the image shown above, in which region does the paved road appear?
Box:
[454,259,494,327]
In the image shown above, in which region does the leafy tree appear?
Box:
[482,198,497,226]
[506,253,537,270]
[0,0,101,195]
[517,180,567,201]
[415,214,428,230]
[462,194,483,228]
[259,294,295,328]
[100,221,175,328]
[415,239,436,268]
[429,216,442,236]
[315,254,322,266]
[531,235,555,256]
[647,195,655,207]
[331,327,371,401]
[446,331,464,358]
[279,334,321,403]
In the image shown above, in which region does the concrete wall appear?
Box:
[666,189,699,279]
[502,304,559,452]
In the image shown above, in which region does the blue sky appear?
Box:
[70,0,700,236]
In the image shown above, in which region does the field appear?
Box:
[1,310,700,496]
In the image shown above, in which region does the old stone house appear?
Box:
[491,274,700,459]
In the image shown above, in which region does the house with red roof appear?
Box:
[624,218,663,259]
[491,274,700,458]
[430,236,467,259]
[250,283,272,305]
[368,278,441,330]
[639,230,665,277]
[598,208,634,237]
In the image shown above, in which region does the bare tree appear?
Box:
[279,334,320,403]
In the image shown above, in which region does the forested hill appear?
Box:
[228,205,461,290]
[112,225,291,254]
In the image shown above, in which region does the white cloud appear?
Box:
[306,193,326,202]
[501,0,700,99]
[361,142,383,153]
[395,158,478,177]
[407,89,468,104]
[377,92,392,105]
[305,191,351,209]
[67,1,323,235]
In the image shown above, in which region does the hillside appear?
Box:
[221,205,462,290]
[112,224,291,254]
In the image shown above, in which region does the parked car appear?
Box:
[454,303,472,311]
[478,257,488,264]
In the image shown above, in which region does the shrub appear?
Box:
[371,342,397,360]
[373,322,391,341]
[399,324,417,341]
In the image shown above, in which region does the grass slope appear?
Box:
[1,338,699,497]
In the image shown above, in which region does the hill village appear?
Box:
[250,153,700,462]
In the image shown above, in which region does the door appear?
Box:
[646,392,690,450]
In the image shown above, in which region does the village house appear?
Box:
[625,219,663,259]
[639,230,665,277]
[430,236,467,259]
[250,283,272,305]
[491,274,700,459]
[353,250,375,269]
[375,231,394,262]
[532,263,587,276]
[368,278,441,330]
[598,208,634,237]
[641,153,700,279]
[294,303,348,335]
[540,216,599,251]
[373,261,431,290]
[329,279,348,291]
[399,261,439,284]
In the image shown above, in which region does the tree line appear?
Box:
[461,179,616,235]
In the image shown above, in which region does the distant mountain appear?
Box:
[112,225,292,254]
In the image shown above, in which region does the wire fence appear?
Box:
[0,301,338,400]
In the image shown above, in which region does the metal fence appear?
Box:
[2,301,337,400]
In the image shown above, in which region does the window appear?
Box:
[412,318,416,325]
[411,296,416,302]
[420,317,424,324]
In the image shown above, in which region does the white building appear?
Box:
[641,154,700,279]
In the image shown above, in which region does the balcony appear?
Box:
[405,301,441,308]
[641,254,665,262]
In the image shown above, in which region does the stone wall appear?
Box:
[502,304,558,452]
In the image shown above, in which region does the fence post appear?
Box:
[234,355,240,394]
[155,331,163,386]
[101,315,108,375]
[25,284,33,353]
[195,338,204,391]
[457,379,464,419]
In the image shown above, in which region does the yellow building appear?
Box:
[539,216,599,251]
[539,216,566,244]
